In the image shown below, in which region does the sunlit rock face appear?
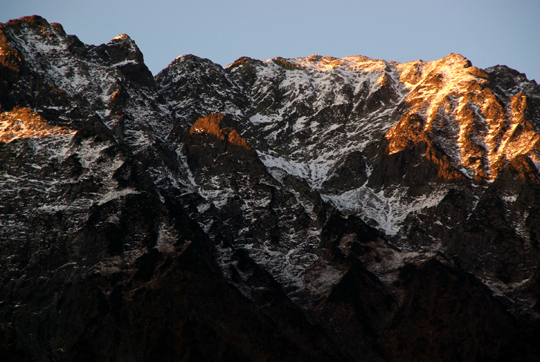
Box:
[0,106,75,142]
[386,53,540,181]
[1,15,540,362]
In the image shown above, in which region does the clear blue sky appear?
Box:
[2,0,539,82]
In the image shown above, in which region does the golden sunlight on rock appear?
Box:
[377,72,391,86]
[385,54,540,180]
[0,106,75,143]
[190,113,252,150]
[272,54,393,73]
[397,60,424,86]
[0,24,22,75]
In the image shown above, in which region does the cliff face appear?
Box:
[1,15,540,361]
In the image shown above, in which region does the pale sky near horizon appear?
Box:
[1,0,539,83]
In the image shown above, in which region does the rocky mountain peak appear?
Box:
[385,52,540,181]
[111,33,130,41]
[4,15,63,38]
[106,33,144,62]
[438,52,472,67]
[2,15,540,362]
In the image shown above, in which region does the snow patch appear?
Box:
[156,222,179,254]
[98,189,139,205]
[250,114,281,125]
[322,186,448,236]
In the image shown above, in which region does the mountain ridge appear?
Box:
[1,15,540,361]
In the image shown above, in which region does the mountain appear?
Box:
[1,15,540,361]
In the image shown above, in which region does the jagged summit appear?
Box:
[111,33,131,41]
[2,16,540,362]
[386,52,540,181]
